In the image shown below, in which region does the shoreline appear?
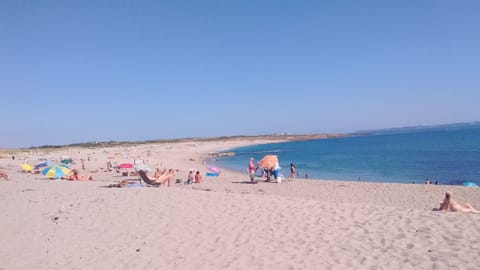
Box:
[1,135,480,269]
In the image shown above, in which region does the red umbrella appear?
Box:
[118,163,133,169]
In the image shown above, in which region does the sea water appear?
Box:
[215,124,480,185]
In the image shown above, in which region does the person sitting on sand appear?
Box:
[64,169,93,181]
[194,171,202,183]
[0,171,8,180]
[437,191,480,213]
[186,169,194,184]
[105,161,113,172]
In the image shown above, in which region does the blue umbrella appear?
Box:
[463,181,478,187]
[35,161,52,170]
[61,158,73,164]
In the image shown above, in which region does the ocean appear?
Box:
[214,124,480,185]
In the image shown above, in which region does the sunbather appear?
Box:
[0,171,8,180]
[64,169,93,181]
[154,168,167,178]
[143,169,174,186]
[438,191,480,213]
[107,180,136,188]
[194,171,202,183]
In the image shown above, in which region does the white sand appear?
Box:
[1,138,479,269]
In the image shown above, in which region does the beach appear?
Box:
[1,137,479,269]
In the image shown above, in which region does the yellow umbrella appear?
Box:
[21,163,33,172]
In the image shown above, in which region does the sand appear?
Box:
[1,137,479,269]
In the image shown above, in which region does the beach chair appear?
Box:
[137,170,161,186]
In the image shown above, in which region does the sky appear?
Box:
[1,0,480,148]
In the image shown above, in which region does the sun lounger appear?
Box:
[137,170,162,186]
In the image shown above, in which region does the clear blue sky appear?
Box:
[2,0,479,148]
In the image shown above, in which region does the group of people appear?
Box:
[186,169,202,184]
[247,157,297,183]
[140,168,203,186]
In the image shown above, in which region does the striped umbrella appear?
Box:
[35,161,52,170]
[42,164,70,179]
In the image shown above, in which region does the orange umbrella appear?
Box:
[258,155,278,169]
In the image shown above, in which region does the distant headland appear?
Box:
[3,133,350,151]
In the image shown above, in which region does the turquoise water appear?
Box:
[215,125,480,185]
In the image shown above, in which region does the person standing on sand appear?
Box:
[81,158,85,170]
[248,157,256,182]
[289,163,296,180]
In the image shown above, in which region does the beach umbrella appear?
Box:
[21,163,33,172]
[463,181,478,187]
[207,166,220,173]
[61,158,73,164]
[258,155,279,169]
[117,163,133,169]
[41,164,70,179]
[35,161,52,169]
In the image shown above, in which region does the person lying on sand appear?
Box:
[63,169,93,181]
[107,180,135,188]
[437,191,480,213]
[0,171,8,180]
